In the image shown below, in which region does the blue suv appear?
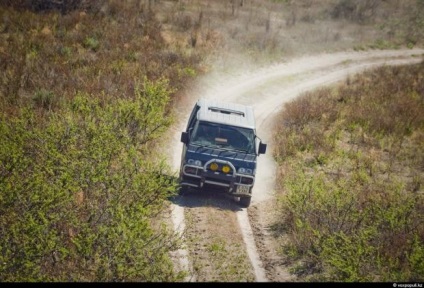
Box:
[179,99,267,207]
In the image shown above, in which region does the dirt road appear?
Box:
[168,49,424,282]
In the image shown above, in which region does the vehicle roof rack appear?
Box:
[208,107,245,117]
[196,99,256,129]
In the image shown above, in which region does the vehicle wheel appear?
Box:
[179,185,189,196]
[239,196,251,208]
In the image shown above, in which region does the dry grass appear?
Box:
[2,0,422,112]
[155,0,424,69]
[0,0,203,116]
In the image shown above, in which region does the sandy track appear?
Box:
[168,49,424,282]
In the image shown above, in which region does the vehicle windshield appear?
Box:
[191,121,255,154]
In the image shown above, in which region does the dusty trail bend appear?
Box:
[168,48,424,282]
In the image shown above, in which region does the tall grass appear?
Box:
[273,62,424,281]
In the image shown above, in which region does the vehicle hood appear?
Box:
[186,144,257,170]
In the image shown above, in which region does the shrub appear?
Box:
[0,77,183,281]
[278,160,423,281]
[83,37,99,51]
[274,88,340,162]
[32,89,56,110]
[274,62,424,281]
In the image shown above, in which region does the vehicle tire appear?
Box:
[239,196,251,208]
[179,185,189,196]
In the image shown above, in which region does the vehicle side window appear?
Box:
[186,104,200,132]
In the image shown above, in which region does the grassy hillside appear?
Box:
[273,62,424,281]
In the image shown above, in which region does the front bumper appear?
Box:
[180,159,254,197]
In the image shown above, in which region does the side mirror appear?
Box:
[181,132,189,144]
[258,142,267,155]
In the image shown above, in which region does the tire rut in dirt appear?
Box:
[178,192,256,282]
[248,200,294,282]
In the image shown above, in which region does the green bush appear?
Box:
[0,77,183,281]
[83,37,100,51]
[279,161,423,281]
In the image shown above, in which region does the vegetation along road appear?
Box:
[1,0,423,282]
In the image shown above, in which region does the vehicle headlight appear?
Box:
[222,165,231,174]
[210,162,219,171]
[187,159,202,167]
